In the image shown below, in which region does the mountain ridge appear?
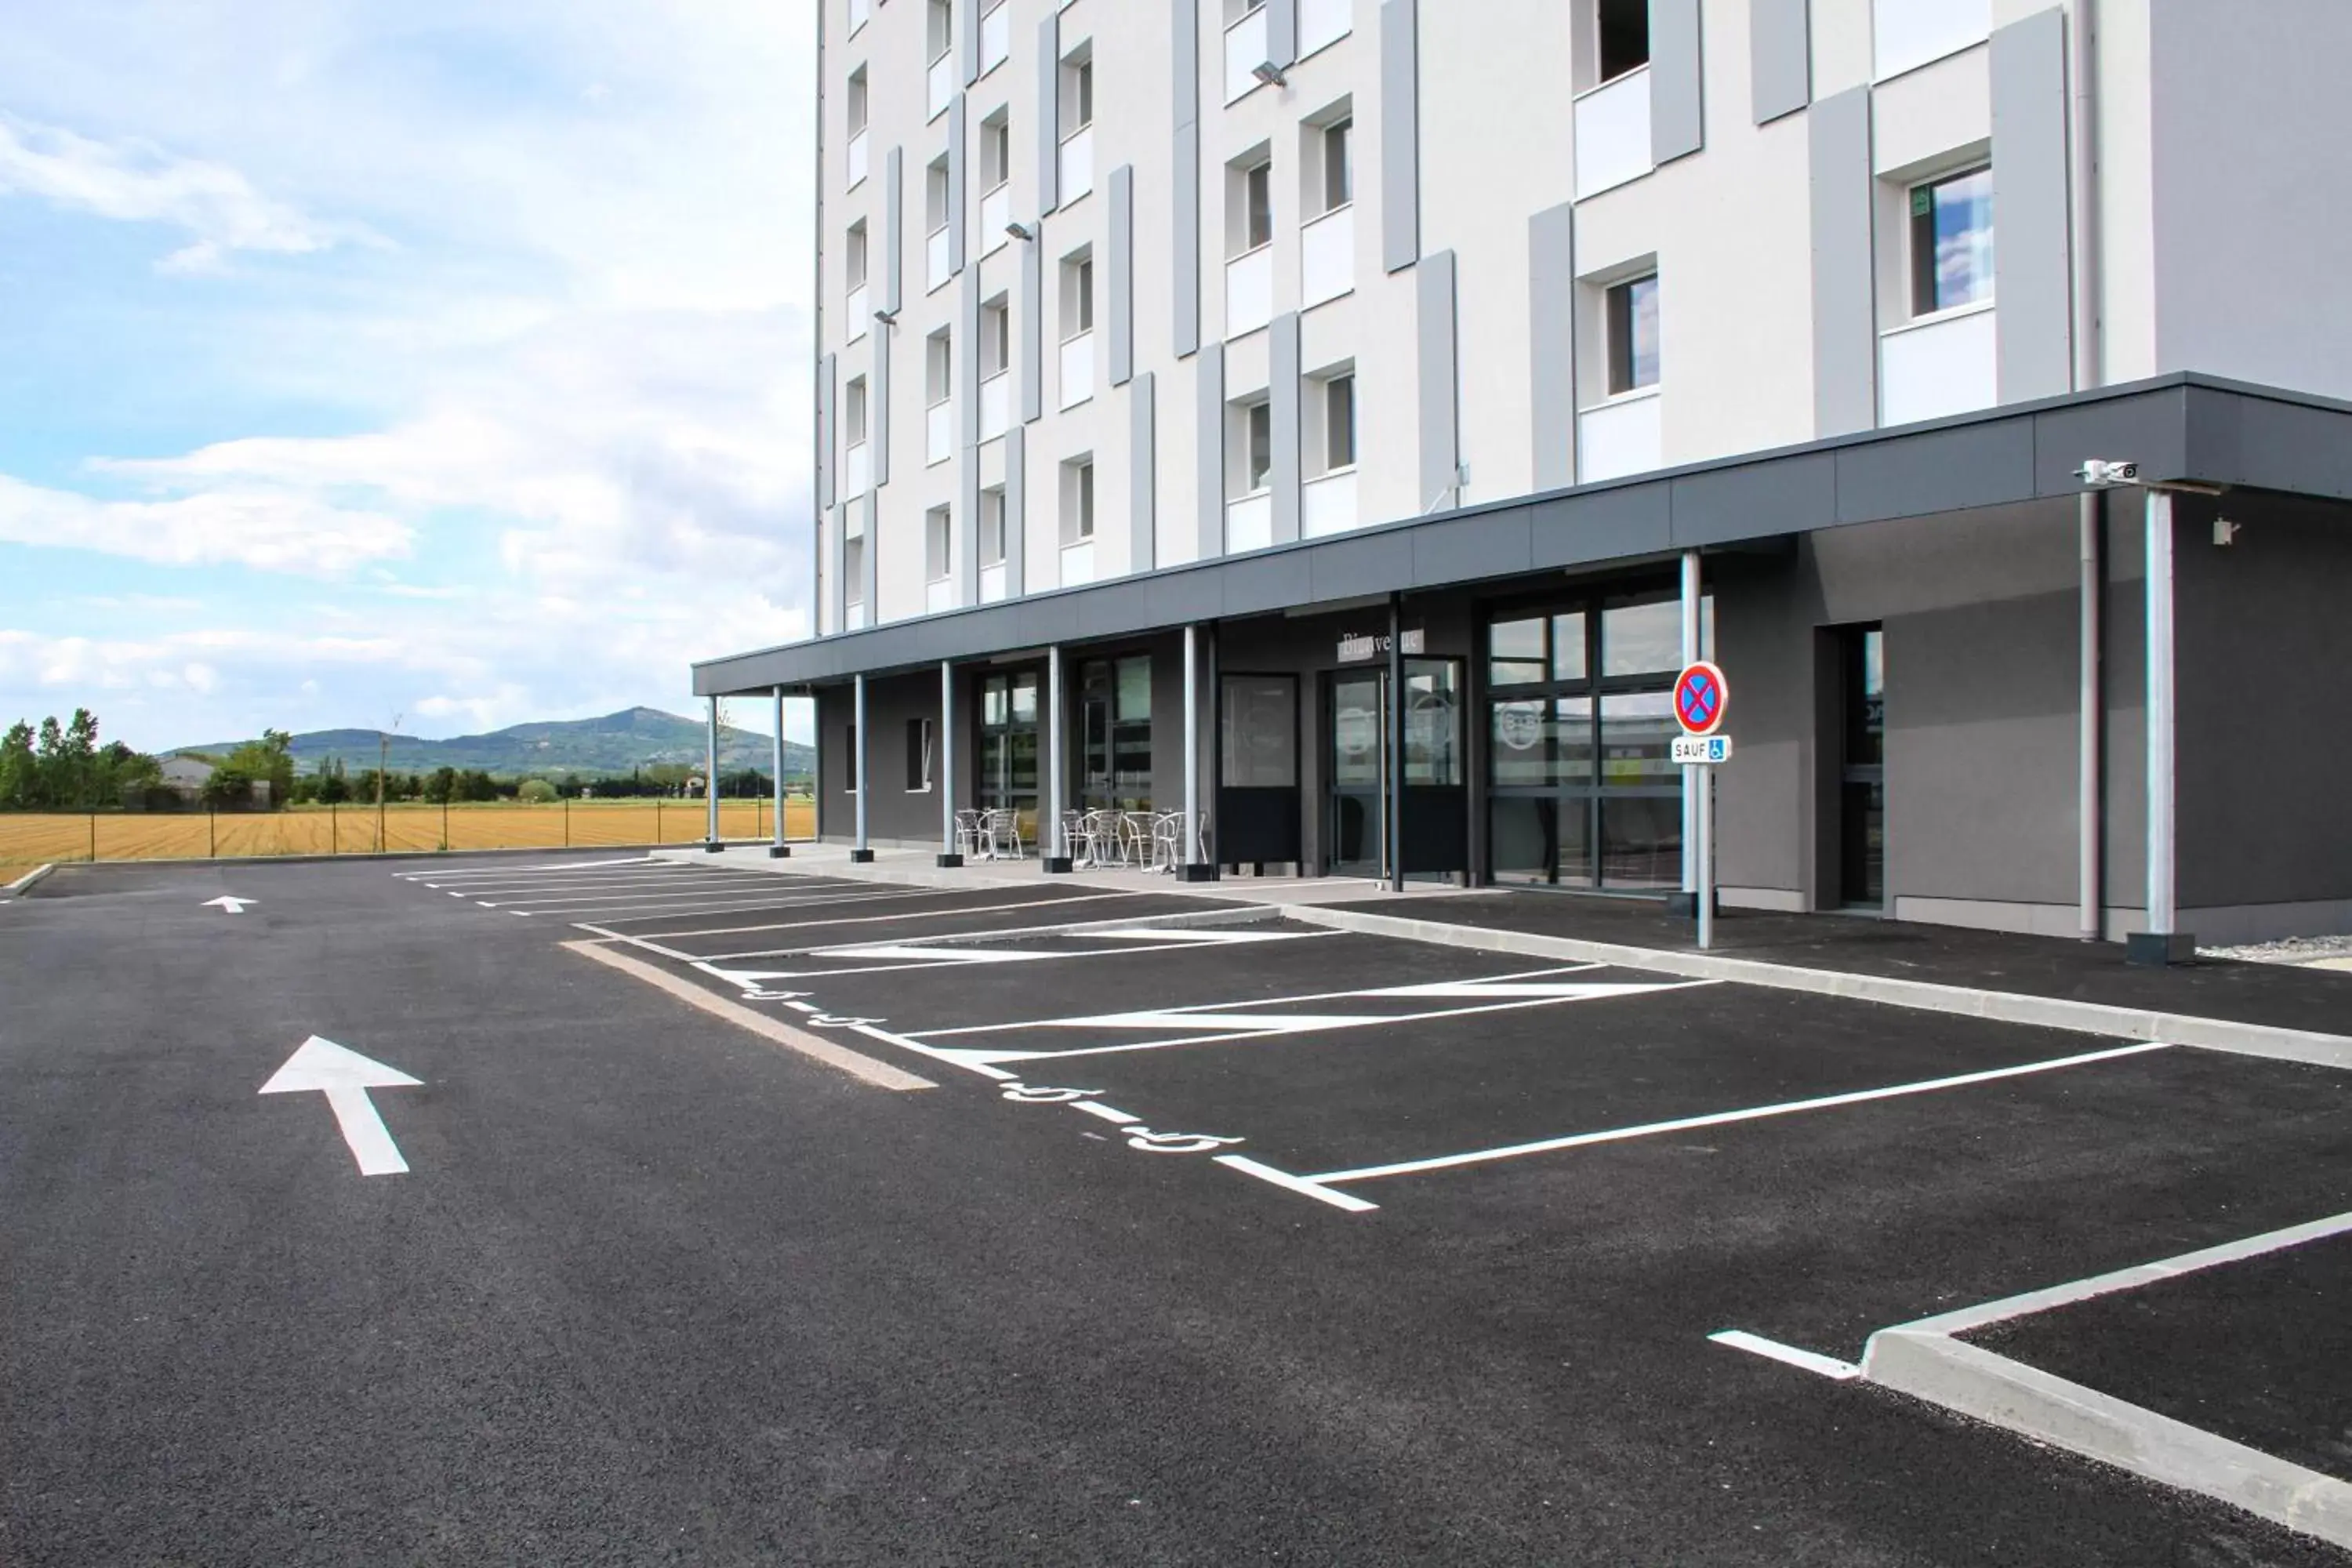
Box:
[172,706,814,779]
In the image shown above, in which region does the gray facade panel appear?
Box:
[1671,451,1836,547]
[884,147,905,314]
[2187,385,2352,501]
[1808,88,1875,437]
[1991,8,2072,405]
[1380,0,1420,273]
[1308,530,1415,604]
[818,352,837,509]
[1649,0,1704,164]
[872,319,891,486]
[1109,165,1135,387]
[960,0,980,85]
[1527,203,1577,492]
[947,96,968,275]
[1004,423,1028,597]
[1751,0,1811,125]
[1270,311,1301,544]
[1020,231,1044,423]
[1416,251,1458,514]
[1173,127,1201,358]
[1267,0,1298,64]
[1196,340,1225,561]
[1037,14,1061,212]
[1218,547,1312,618]
[1527,484,1672,568]
[860,492,879,610]
[957,267,980,449]
[1130,371,1156,572]
[2030,385,2188,492]
[1410,508,1534,588]
[830,503,848,634]
[1834,421,2034,522]
[1173,0,1199,131]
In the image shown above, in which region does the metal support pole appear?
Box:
[2129,488,2190,964]
[938,662,961,866]
[1183,626,1200,875]
[851,673,873,862]
[1696,768,1715,950]
[1045,645,1069,871]
[770,686,790,857]
[2078,497,2102,938]
[1386,592,1406,893]
[1676,550,1702,917]
[705,695,723,851]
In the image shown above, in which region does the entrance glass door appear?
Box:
[1326,671,1387,879]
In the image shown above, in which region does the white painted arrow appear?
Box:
[258,1036,422,1176]
[205,895,256,913]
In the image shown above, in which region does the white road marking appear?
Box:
[1214,1155,1381,1213]
[1308,1040,2174,1185]
[686,930,1330,990]
[611,885,1054,938]
[1708,1330,1862,1381]
[203,895,256,913]
[258,1036,422,1177]
[689,893,1146,960]
[396,857,662,880]
[1074,1100,1142,1125]
[508,887,964,921]
[842,1019,1018,1081]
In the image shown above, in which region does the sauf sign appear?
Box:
[1672,660,1730,948]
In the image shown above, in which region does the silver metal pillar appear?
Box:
[1679,550,1701,908]
[2078,504,2102,935]
[2144,488,2177,940]
[1183,626,1200,871]
[705,695,722,850]
[769,687,789,857]
[2071,0,2104,941]
[852,673,872,862]
[939,661,960,864]
[1696,767,1715,950]
[1046,645,1068,870]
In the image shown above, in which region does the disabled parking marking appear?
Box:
[902,966,1707,1065]
[1304,1039,2172,1188]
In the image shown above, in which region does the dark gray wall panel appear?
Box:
[1306,530,1414,603]
[1671,451,1835,546]
[1174,0,1200,357]
[2031,385,2189,493]
[1109,165,1135,387]
[1415,250,1457,514]
[1526,202,1577,492]
[1268,0,1298,65]
[1410,508,1533,587]
[860,493,879,609]
[1270,311,1301,544]
[2190,386,2352,500]
[1991,8,2072,405]
[818,352,837,509]
[957,450,980,608]
[872,321,891,486]
[1196,340,1225,561]
[1004,423,1027,596]
[1649,0,1704,163]
[1751,0,1811,125]
[1218,547,1311,617]
[947,95,968,274]
[1129,371,1156,573]
[1379,0,1420,274]
[1020,230,1044,423]
[1833,421,2034,522]
[1036,13,1061,213]
[1808,88,1874,437]
[884,146,905,314]
[958,267,981,449]
[1527,483,1671,568]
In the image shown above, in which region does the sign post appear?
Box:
[1672,661,1730,950]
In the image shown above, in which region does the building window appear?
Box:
[1595,0,1649,83]
[1320,118,1352,213]
[844,376,869,446]
[848,67,869,136]
[925,505,952,584]
[1909,165,1994,317]
[1062,252,1094,338]
[1244,400,1272,492]
[977,670,1040,822]
[1243,158,1273,251]
[1078,655,1153,810]
[1062,456,1096,542]
[927,0,953,64]
[846,222,869,292]
[981,113,1011,192]
[980,487,1007,565]
[844,534,867,606]
[906,717,935,792]
[1606,273,1660,394]
[1062,48,1094,138]
[1323,372,1356,470]
[982,298,1011,377]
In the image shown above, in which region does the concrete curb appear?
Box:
[1862,1330,2352,1550]
[1,862,56,898]
[1287,906,2352,1071]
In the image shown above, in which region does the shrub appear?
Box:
[517,779,558,804]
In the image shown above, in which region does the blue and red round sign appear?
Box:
[1673,661,1728,737]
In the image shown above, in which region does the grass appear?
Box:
[0,799,818,868]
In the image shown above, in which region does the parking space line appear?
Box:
[908,964,1609,1036]
[451,876,712,898]
[397,858,662,880]
[1214,1155,1382,1214]
[689,895,1159,960]
[616,887,1083,938]
[526,885,1011,923]
[1708,1330,1862,1381]
[685,928,1327,994]
[479,880,794,909]
[572,923,702,963]
[1307,1039,2173,1186]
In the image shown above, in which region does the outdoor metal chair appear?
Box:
[953,808,985,861]
[982,808,1025,860]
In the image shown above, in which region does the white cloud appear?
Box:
[0,111,359,271]
[0,474,412,575]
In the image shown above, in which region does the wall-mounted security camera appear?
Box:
[2213,517,2241,546]
[2074,459,2139,487]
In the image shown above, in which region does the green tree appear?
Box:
[201,764,256,809]
[223,731,296,811]
[0,721,34,808]
[517,779,558,804]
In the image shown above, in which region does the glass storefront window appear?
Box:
[1551,612,1588,682]
[1599,691,1677,786]
[978,670,1040,821]
[1403,661,1461,786]
[1599,797,1682,889]
[1079,655,1152,808]
[1601,593,1682,677]
[1489,617,1546,688]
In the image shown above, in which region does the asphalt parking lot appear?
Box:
[5,851,2349,1564]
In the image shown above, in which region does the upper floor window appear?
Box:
[981,297,1011,378]
[927,0,953,64]
[1320,119,1353,213]
[844,376,869,445]
[1235,158,1272,253]
[981,113,1011,191]
[848,67,869,136]
[1323,373,1356,470]
[1244,400,1272,492]
[1062,252,1094,339]
[1061,49,1094,138]
[1909,166,1994,316]
[1593,0,1649,84]
[1606,274,1660,394]
[845,221,869,290]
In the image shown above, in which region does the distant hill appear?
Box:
[174,707,815,779]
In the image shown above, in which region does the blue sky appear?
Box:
[0,2,816,750]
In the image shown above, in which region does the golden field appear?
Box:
[0,798,815,867]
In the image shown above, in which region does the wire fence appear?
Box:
[0,798,818,867]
